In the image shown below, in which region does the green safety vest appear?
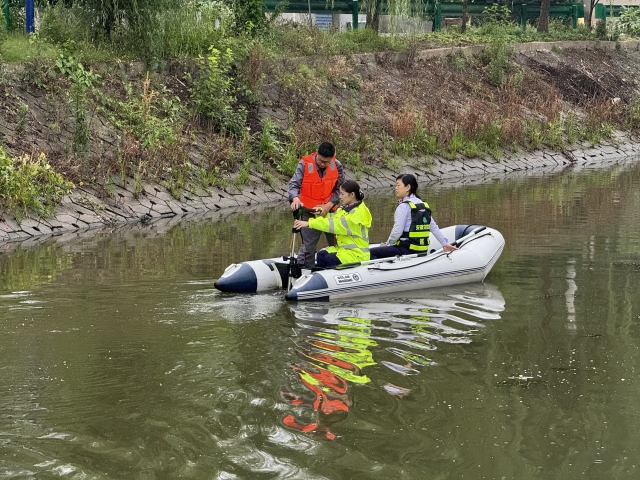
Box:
[396,201,431,252]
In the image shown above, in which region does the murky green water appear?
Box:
[2,159,640,479]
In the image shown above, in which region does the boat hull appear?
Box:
[214,225,504,301]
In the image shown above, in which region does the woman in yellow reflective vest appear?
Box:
[293,180,372,268]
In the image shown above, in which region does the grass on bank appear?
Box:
[2,3,640,218]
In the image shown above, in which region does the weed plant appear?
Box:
[56,49,102,152]
[0,147,74,218]
[261,23,403,57]
[98,73,182,150]
[188,45,247,137]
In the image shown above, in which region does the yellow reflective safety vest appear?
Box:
[396,201,431,252]
[308,201,372,264]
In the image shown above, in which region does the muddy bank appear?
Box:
[2,40,640,246]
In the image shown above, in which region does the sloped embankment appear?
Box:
[1,41,640,244]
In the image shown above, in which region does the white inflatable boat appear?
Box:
[214,224,505,301]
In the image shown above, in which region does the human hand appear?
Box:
[293,220,309,229]
[443,243,459,253]
[291,197,302,211]
[318,203,333,217]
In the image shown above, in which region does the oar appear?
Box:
[334,226,487,271]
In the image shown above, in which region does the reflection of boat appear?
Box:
[281,283,505,437]
[289,282,506,348]
[214,225,505,301]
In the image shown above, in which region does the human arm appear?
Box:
[308,206,371,238]
[288,161,305,210]
[430,218,458,252]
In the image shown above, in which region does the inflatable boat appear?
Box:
[214,225,504,301]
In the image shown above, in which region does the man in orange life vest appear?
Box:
[288,142,345,268]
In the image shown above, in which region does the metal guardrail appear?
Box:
[594,3,628,20]
[3,0,13,31]
[2,1,633,34]
[263,1,586,32]
[428,2,584,31]
[263,0,363,28]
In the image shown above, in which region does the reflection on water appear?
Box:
[282,284,505,439]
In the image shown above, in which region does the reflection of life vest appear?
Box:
[293,364,350,414]
[298,153,339,207]
[312,317,377,384]
[396,201,431,252]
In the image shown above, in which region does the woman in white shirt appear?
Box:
[369,174,457,260]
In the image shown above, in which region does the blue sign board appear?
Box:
[316,13,333,30]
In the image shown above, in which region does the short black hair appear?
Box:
[396,174,418,196]
[317,142,335,158]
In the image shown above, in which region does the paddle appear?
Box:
[334,225,487,271]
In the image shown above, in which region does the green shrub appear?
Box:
[480,39,513,87]
[56,49,101,152]
[188,45,247,137]
[144,0,234,60]
[0,147,74,218]
[99,73,182,150]
[39,4,92,45]
[617,6,640,37]
[482,4,514,26]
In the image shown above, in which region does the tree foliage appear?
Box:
[223,0,266,35]
[53,0,174,40]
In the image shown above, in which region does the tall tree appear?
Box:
[461,0,468,33]
[366,0,383,32]
[538,0,550,32]
[584,0,602,28]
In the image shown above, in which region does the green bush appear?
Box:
[616,6,640,37]
[188,45,247,137]
[480,38,513,87]
[99,73,182,150]
[39,4,92,45]
[0,147,74,218]
[144,0,234,60]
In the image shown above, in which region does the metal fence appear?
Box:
[264,1,586,31]
[3,1,634,34]
[594,3,628,21]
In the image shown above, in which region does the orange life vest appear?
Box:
[298,153,339,207]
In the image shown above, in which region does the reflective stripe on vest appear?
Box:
[325,205,370,256]
[396,201,431,252]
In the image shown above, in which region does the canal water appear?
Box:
[1,158,640,479]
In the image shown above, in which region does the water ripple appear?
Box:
[281,283,505,438]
